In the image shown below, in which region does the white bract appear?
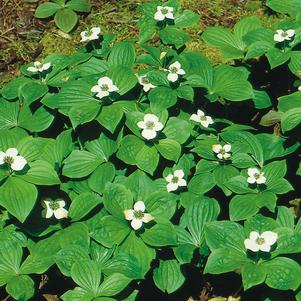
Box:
[80,27,101,42]
[44,200,68,219]
[190,110,214,128]
[298,85,301,91]
[247,167,266,185]
[244,231,278,252]
[274,29,295,42]
[137,74,156,92]
[212,144,231,160]
[27,61,51,73]
[167,61,185,82]
[137,114,163,140]
[154,6,174,21]
[124,201,154,230]
[165,169,187,192]
[91,76,119,99]
[0,148,27,171]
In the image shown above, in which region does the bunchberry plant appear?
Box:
[35,0,91,33]
[0,0,300,300]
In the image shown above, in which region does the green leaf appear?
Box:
[278,91,301,112]
[0,177,37,222]
[108,41,136,67]
[141,223,177,247]
[54,8,78,33]
[6,275,35,301]
[266,178,293,194]
[263,160,287,185]
[97,104,124,134]
[0,241,23,286]
[136,144,159,175]
[61,287,94,301]
[221,131,264,165]
[266,48,291,69]
[213,165,239,195]
[204,248,247,274]
[225,175,255,194]
[62,150,104,178]
[92,216,130,248]
[118,232,155,276]
[229,194,259,221]
[55,246,89,277]
[175,10,200,28]
[188,173,215,195]
[66,0,91,12]
[159,27,190,47]
[277,206,295,229]
[103,183,133,219]
[176,84,194,101]
[18,160,60,185]
[163,117,192,144]
[281,108,301,132]
[149,87,178,113]
[88,162,115,194]
[212,65,254,101]
[153,260,185,294]
[20,81,48,104]
[35,2,61,18]
[205,221,246,253]
[144,191,177,222]
[242,262,266,290]
[106,66,137,96]
[69,101,100,129]
[71,259,101,293]
[155,138,181,162]
[117,135,144,165]
[69,192,102,221]
[263,257,301,290]
[98,273,131,297]
[234,16,262,38]
[202,27,244,60]
[186,197,220,246]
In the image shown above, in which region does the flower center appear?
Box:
[3,156,14,165]
[49,201,60,210]
[256,237,265,245]
[200,116,207,121]
[145,121,155,129]
[170,67,178,73]
[101,84,109,91]
[134,210,144,219]
[172,176,179,183]
[141,77,150,84]
[254,173,261,179]
[281,32,288,37]
[161,8,169,15]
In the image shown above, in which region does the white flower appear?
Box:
[137,114,164,140]
[244,231,278,252]
[247,167,266,185]
[0,148,27,171]
[167,61,185,82]
[27,61,51,73]
[212,144,231,160]
[44,199,68,219]
[137,74,156,92]
[273,29,295,42]
[190,109,214,128]
[165,169,187,192]
[124,201,154,230]
[80,27,101,42]
[298,85,301,91]
[91,76,119,99]
[154,6,174,21]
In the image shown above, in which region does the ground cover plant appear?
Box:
[0,0,300,300]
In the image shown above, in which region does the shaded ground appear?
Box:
[0,0,281,88]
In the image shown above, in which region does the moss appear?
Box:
[40,31,78,56]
